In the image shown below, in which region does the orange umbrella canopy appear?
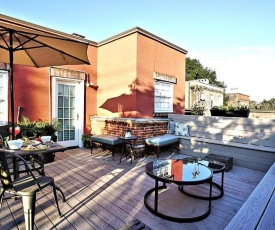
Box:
[0,13,90,138]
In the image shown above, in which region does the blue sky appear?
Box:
[2,0,275,102]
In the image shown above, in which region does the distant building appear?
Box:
[185,79,224,116]
[226,92,250,107]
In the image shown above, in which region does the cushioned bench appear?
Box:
[145,134,180,158]
[90,134,123,155]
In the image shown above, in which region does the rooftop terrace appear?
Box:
[1,147,264,229]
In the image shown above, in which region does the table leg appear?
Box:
[127,140,136,164]
[209,177,213,208]
[154,179,159,211]
[119,141,125,163]
[220,170,224,196]
[12,157,19,180]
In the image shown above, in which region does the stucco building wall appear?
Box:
[185,80,224,116]
[96,29,186,118]
[137,34,185,116]
[97,33,138,117]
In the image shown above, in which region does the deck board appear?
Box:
[0,147,265,230]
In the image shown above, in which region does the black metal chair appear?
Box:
[0,152,62,230]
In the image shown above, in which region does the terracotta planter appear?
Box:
[210,110,249,118]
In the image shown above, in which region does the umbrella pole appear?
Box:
[9,29,15,140]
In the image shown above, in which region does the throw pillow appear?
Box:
[175,122,189,136]
[168,120,175,134]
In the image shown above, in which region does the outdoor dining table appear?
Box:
[0,144,67,201]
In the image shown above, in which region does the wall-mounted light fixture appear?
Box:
[86,74,99,90]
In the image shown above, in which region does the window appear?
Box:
[154,81,173,113]
[210,95,214,108]
[218,95,223,105]
[0,70,8,125]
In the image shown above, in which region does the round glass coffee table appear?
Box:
[144,158,213,222]
[179,159,225,200]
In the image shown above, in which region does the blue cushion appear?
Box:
[174,122,189,136]
[91,135,123,145]
[168,120,175,134]
[145,134,179,147]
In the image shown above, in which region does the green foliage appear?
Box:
[223,94,230,106]
[82,133,91,148]
[211,105,249,111]
[191,103,204,115]
[18,116,60,137]
[82,134,91,142]
[251,98,275,110]
[186,57,226,88]
[18,116,35,137]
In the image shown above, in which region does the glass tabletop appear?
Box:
[145,158,213,184]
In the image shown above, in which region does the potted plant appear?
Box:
[36,118,61,164]
[210,105,250,117]
[19,117,61,141]
[18,116,36,139]
[18,117,61,164]
[40,118,61,142]
[82,133,91,148]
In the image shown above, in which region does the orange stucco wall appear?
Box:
[12,65,50,121]
[97,34,138,117]
[96,32,186,118]
[137,34,186,117]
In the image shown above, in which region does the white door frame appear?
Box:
[51,77,84,147]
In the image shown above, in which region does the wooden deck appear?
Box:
[1,147,265,230]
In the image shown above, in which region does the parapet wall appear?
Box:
[90,116,168,145]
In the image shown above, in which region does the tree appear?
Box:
[186,57,226,88]
[249,98,275,110]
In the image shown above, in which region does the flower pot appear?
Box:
[84,141,90,148]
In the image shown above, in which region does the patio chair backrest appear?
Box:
[0,152,13,190]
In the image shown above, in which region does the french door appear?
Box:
[52,78,84,147]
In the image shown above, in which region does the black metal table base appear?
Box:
[178,162,225,200]
[178,181,223,200]
[144,180,212,223]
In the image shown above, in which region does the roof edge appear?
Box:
[0,13,97,45]
[98,27,188,54]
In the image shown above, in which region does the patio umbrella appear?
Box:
[0,14,90,139]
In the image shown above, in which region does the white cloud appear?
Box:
[188,46,275,102]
